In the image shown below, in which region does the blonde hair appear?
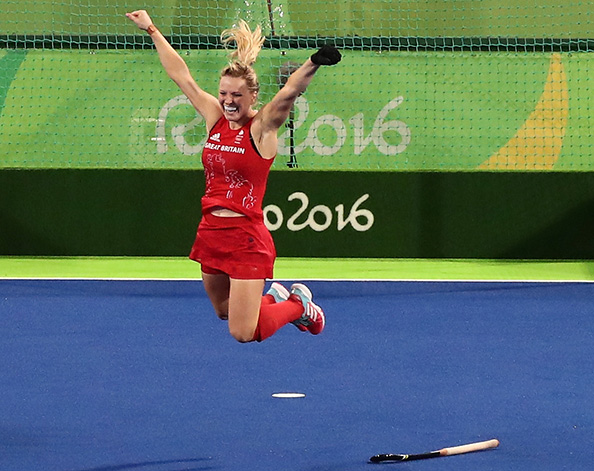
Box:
[220,20,265,93]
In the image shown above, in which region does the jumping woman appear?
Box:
[126,10,341,342]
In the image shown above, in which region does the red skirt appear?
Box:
[189,213,276,279]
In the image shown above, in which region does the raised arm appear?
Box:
[125,10,222,130]
[261,46,341,130]
[252,45,341,158]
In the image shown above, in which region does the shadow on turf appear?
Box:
[73,458,218,471]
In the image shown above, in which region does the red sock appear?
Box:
[261,294,275,306]
[252,298,304,342]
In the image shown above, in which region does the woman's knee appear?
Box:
[228,324,256,343]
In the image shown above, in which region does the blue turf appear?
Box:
[1,280,593,471]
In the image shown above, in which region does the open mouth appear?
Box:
[224,105,238,113]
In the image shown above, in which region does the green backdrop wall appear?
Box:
[2,169,594,259]
[2,48,594,172]
[3,0,592,37]
[3,1,594,259]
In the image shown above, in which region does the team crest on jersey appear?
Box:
[234,129,244,145]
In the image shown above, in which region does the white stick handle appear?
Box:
[440,439,500,456]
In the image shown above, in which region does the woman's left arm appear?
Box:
[252,46,341,158]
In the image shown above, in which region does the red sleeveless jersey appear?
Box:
[201,117,274,221]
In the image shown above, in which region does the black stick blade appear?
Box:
[369,451,440,463]
[369,454,407,463]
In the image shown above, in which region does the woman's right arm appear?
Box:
[126,10,222,130]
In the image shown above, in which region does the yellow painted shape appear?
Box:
[480,53,568,170]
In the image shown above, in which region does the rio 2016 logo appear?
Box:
[278,96,410,157]
[155,95,411,157]
[264,192,374,232]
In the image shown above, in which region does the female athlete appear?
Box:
[126,10,341,342]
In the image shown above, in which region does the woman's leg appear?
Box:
[227,278,266,342]
[201,272,231,320]
[228,279,309,343]
[203,275,324,343]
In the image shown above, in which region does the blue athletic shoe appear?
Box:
[266,282,290,303]
[290,283,326,335]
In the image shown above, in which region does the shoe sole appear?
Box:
[269,282,290,301]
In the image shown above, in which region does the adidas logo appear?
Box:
[210,132,221,142]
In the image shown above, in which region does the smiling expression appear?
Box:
[218,76,258,127]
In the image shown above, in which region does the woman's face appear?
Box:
[218,75,257,124]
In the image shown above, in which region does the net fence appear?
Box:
[1,0,593,170]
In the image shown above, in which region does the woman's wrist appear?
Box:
[146,24,158,35]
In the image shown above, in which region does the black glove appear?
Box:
[310,45,341,66]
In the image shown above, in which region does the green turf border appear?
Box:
[1,257,594,281]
